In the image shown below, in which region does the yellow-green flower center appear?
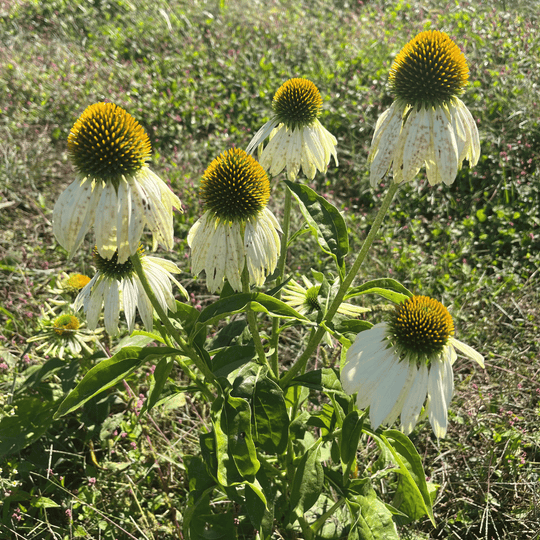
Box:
[272,78,323,130]
[200,148,270,221]
[305,285,322,312]
[53,314,80,336]
[93,246,142,280]
[66,273,91,291]
[68,102,151,185]
[388,295,455,363]
[389,30,469,108]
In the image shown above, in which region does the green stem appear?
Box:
[311,497,346,535]
[242,267,272,373]
[279,182,400,389]
[270,185,293,376]
[130,253,216,398]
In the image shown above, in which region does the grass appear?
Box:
[1,0,539,538]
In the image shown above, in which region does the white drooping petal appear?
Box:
[369,96,480,187]
[133,276,154,331]
[247,117,337,181]
[116,178,134,262]
[122,276,138,333]
[103,279,120,336]
[399,107,430,183]
[69,181,103,257]
[85,277,108,331]
[354,348,396,411]
[189,208,281,293]
[426,357,452,438]
[245,209,281,287]
[285,128,303,180]
[450,337,485,368]
[53,177,102,256]
[369,102,404,187]
[245,119,280,156]
[455,98,480,166]
[429,106,459,186]
[369,355,411,429]
[381,361,419,427]
[400,363,429,434]
[94,182,119,260]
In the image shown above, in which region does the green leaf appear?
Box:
[212,345,257,379]
[0,397,57,457]
[346,481,399,540]
[31,496,61,509]
[245,471,275,538]
[212,393,260,485]
[184,488,238,540]
[340,411,364,466]
[291,368,343,393]
[285,180,349,276]
[195,293,306,336]
[345,279,413,304]
[289,440,324,518]
[54,346,181,418]
[381,429,435,525]
[141,356,175,413]
[231,363,289,454]
[252,377,289,454]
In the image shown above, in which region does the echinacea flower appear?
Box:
[369,30,480,187]
[282,274,369,318]
[53,272,92,295]
[341,295,484,438]
[53,102,182,263]
[74,247,186,336]
[245,78,338,180]
[282,274,370,345]
[188,148,281,293]
[27,308,102,359]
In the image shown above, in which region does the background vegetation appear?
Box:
[0,0,538,538]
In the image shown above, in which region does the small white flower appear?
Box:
[53,102,182,263]
[27,309,101,359]
[341,296,484,438]
[188,149,281,293]
[246,78,338,180]
[282,275,368,318]
[74,247,186,336]
[369,30,480,187]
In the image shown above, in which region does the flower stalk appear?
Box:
[280,181,400,388]
[130,253,216,398]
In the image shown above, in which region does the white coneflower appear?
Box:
[282,275,369,346]
[245,78,338,181]
[341,295,484,438]
[74,247,185,336]
[188,148,281,293]
[27,310,101,359]
[53,102,182,263]
[282,275,369,318]
[369,30,480,187]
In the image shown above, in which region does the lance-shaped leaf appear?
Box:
[346,480,400,540]
[285,180,349,276]
[194,293,307,337]
[291,368,344,393]
[230,363,289,454]
[344,278,413,304]
[340,410,364,466]
[381,429,436,525]
[212,393,260,485]
[54,346,181,418]
[289,440,324,518]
